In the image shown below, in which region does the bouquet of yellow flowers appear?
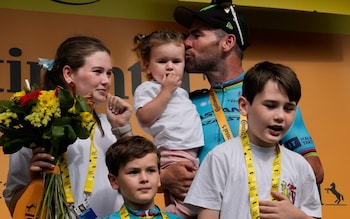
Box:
[0,83,95,218]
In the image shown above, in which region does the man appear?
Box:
[160,0,324,202]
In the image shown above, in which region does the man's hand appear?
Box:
[305,156,324,184]
[160,160,196,200]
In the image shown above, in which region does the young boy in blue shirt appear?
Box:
[103,136,182,219]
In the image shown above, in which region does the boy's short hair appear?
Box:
[243,61,301,104]
[105,135,160,176]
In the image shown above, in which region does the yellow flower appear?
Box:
[0,110,18,127]
[10,90,26,101]
[25,90,61,127]
[68,99,77,114]
[80,112,94,130]
[39,90,61,116]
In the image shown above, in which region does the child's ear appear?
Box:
[144,62,153,78]
[107,173,120,190]
[144,61,150,72]
[238,96,248,116]
[157,174,161,188]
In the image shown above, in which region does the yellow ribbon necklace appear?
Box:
[209,88,247,140]
[60,124,98,204]
[241,132,281,219]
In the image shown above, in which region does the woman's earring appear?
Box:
[69,81,76,94]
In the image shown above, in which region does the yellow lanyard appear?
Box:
[60,125,98,203]
[209,88,247,140]
[119,204,169,219]
[241,132,281,219]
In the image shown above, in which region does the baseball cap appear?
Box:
[173,0,250,51]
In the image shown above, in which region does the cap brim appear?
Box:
[173,6,196,29]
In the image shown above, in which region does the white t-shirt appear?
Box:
[134,81,203,150]
[3,114,123,218]
[184,136,322,219]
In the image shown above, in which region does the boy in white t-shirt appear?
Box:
[184,61,322,219]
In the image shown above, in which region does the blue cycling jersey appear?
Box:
[191,73,318,163]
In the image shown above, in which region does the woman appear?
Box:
[3,36,132,218]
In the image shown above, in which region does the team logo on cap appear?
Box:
[226,22,233,31]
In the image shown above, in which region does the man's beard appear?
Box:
[185,54,220,74]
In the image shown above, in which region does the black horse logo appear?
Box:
[325,182,344,204]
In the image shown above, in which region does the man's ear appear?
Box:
[238,96,248,116]
[107,173,120,190]
[222,34,236,52]
[62,65,73,84]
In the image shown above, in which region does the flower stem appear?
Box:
[39,160,59,219]
[37,159,71,219]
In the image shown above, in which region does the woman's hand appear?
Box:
[29,147,55,180]
[106,94,132,128]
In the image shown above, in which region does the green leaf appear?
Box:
[75,97,92,113]
[50,124,77,157]
[0,136,27,154]
[52,116,72,126]
[70,116,91,139]
[57,88,75,113]
[9,103,27,115]
[0,100,13,112]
